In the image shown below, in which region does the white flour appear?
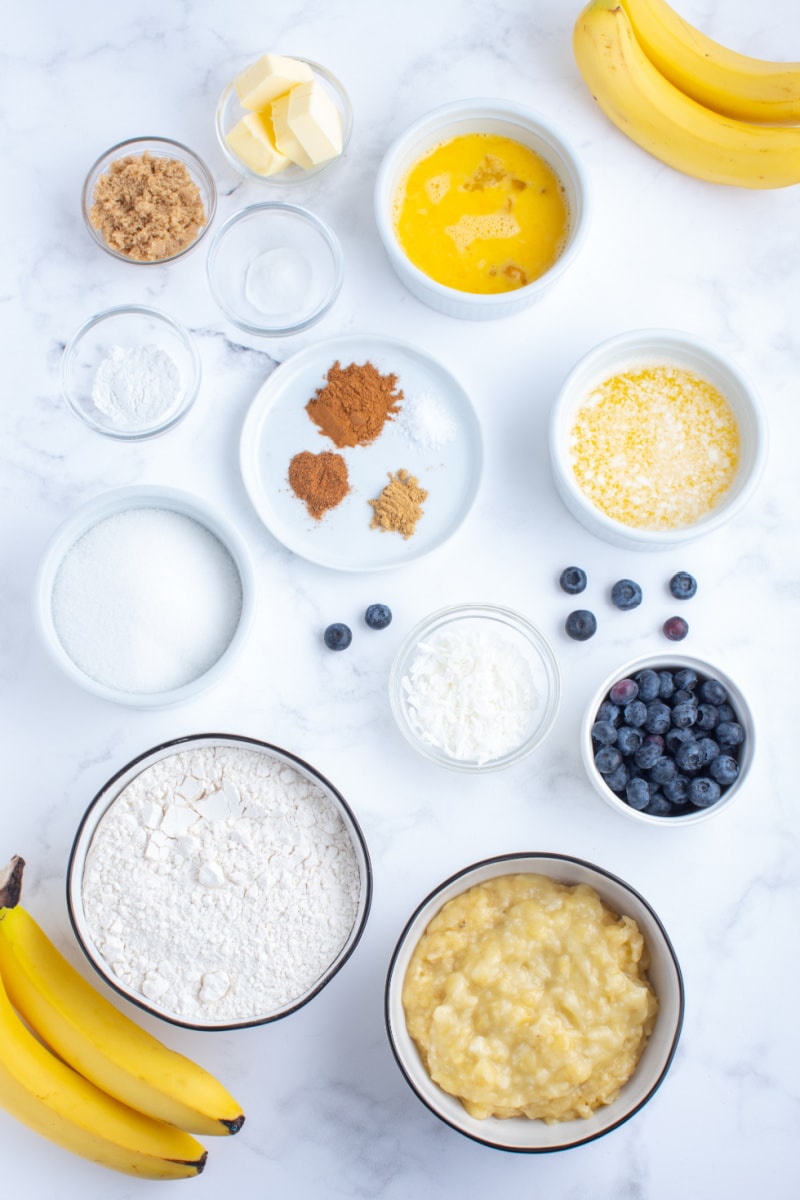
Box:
[81,744,362,1022]
[92,343,181,429]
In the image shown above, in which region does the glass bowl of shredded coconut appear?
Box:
[389,604,561,772]
[62,305,201,439]
[67,734,372,1029]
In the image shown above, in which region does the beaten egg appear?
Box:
[392,132,570,294]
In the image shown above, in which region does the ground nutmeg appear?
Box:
[288,450,350,519]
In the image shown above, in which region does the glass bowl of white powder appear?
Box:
[67,734,372,1029]
[389,604,561,772]
[61,305,201,439]
[34,486,255,707]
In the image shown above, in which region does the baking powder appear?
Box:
[81,744,362,1022]
[92,343,181,429]
[396,390,457,451]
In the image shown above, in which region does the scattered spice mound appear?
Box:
[288,450,350,519]
[369,469,428,539]
[89,153,207,262]
[305,360,403,448]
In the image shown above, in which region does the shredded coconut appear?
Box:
[396,390,457,450]
[402,626,539,764]
[91,343,182,429]
[80,744,362,1022]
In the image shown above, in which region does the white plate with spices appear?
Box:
[239,334,483,570]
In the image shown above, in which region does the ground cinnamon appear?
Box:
[305,360,403,448]
[368,469,428,539]
[288,450,350,519]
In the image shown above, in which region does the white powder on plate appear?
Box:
[92,344,182,429]
[51,507,243,694]
[396,390,457,450]
[80,744,362,1022]
[402,626,539,765]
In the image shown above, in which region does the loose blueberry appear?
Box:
[364,603,392,630]
[689,776,722,808]
[559,566,588,595]
[611,578,643,610]
[324,622,352,651]
[669,571,697,600]
[663,616,689,641]
[634,669,661,702]
[644,701,672,735]
[565,609,597,641]
[700,678,727,706]
[671,701,698,729]
[716,721,745,749]
[609,678,638,705]
[708,754,740,786]
[673,668,698,691]
[617,725,644,755]
[595,746,623,775]
[591,720,618,746]
[623,699,648,728]
[626,777,650,810]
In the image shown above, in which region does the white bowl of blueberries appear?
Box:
[581,653,753,826]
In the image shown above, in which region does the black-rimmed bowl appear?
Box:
[385,853,683,1152]
[67,734,372,1030]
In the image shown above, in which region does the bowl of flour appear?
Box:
[61,305,201,439]
[34,486,255,707]
[67,734,372,1029]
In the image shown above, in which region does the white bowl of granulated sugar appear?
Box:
[67,734,373,1030]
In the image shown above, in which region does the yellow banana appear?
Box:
[0,856,244,1138]
[619,0,800,124]
[0,967,207,1179]
[573,0,800,189]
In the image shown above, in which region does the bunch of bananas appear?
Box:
[573,0,800,188]
[0,855,245,1180]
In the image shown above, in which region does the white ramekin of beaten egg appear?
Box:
[373,99,589,320]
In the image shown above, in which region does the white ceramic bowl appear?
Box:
[389,604,561,772]
[581,653,754,826]
[549,329,767,550]
[373,98,589,320]
[34,486,255,707]
[207,202,344,335]
[386,852,684,1151]
[215,57,353,185]
[82,136,216,264]
[67,734,373,1030]
[61,305,201,439]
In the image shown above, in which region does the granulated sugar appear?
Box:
[80,743,362,1022]
[51,507,242,694]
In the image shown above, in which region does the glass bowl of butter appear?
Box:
[216,53,353,185]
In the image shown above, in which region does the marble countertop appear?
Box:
[3,0,798,1195]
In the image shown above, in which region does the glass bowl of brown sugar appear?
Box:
[207,202,344,336]
[82,136,217,265]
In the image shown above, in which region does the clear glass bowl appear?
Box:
[81,136,217,264]
[215,57,353,185]
[207,202,344,336]
[389,603,561,772]
[61,305,201,439]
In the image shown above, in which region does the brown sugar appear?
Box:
[288,450,350,519]
[305,360,403,448]
[89,152,207,262]
[368,469,428,539]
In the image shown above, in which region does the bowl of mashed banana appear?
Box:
[385,853,684,1151]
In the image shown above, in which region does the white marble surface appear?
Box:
[2,0,799,1195]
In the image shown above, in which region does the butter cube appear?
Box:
[225,111,289,176]
[286,79,343,165]
[270,92,314,169]
[235,53,313,111]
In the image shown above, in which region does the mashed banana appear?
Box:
[402,873,658,1123]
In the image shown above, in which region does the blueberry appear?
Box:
[635,739,662,770]
[665,726,695,755]
[708,754,740,786]
[672,689,697,706]
[565,609,597,641]
[663,775,691,805]
[649,756,678,785]
[700,678,727,706]
[623,699,648,728]
[595,746,623,775]
[324,622,352,651]
[645,791,674,817]
[675,739,706,773]
[673,668,697,692]
[716,721,745,749]
[695,703,719,732]
[617,725,644,755]
[716,703,736,724]
[634,669,661,702]
[696,737,721,765]
[626,777,650,810]
[663,616,689,641]
[671,701,698,729]
[609,678,638,705]
[644,701,671,735]
[669,571,697,600]
[591,720,618,746]
[597,700,621,725]
[611,579,643,610]
[689,777,722,808]
[559,566,588,595]
[364,603,392,630]
[605,763,629,793]
[658,670,675,700]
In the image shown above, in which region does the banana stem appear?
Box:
[0,856,25,911]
